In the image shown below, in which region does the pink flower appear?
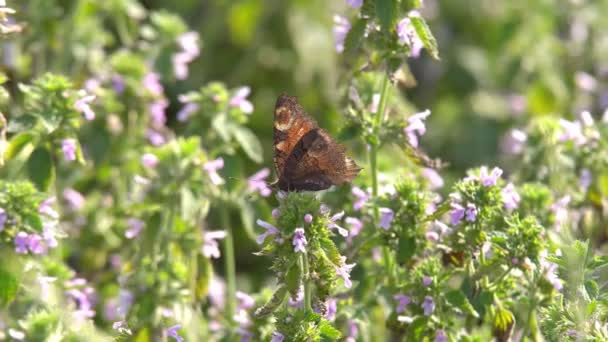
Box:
[62,139,77,161]
[204,158,225,185]
[125,218,144,239]
[304,213,313,224]
[335,256,356,288]
[351,186,369,210]
[450,202,465,225]
[328,211,348,237]
[15,231,29,254]
[379,207,394,230]
[422,168,444,189]
[149,99,168,126]
[143,73,164,96]
[203,231,226,259]
[397,12,424,58]
[74,91,96,120]
[166,324,184,342]
[292,228,307,253]
[404,109,431,147]
[502,183,520,210]
[333,15,351,53]
[393,294,411,313]
[256,219,280,244]
[421,296,435,316]
[346,0,363,8]
[501,129,527,154]
[63,188,85,210]
[247,168,272,197]
[229,87,254,114]
[479,166,503,187]
[141,153,159,168]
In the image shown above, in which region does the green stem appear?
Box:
[220,208,237,327]
[300,252,312,312]
[369,73,394,286]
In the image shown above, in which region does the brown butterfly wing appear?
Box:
[273,94,362,192]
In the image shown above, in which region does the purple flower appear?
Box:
[335,256,356,288]
[178,31,200,56]
[421,296,435,316]
[63,188,85,210]
[379,207,394,230]
[425,231,439,242]
[479,166,503,187]
[501,129,527,155]
[482,242,493,260]
[422,168,444,189]
[74,91,96,120]
[325,298,337,320]
[149,99,168,126]
[397,12,424,58]
[15,231,29,254]
[580,168,592,190]
[166,324,184,342]
[345,217,363,244]
[203,231,226,259]
[112,320,132,335]
[125,218,144,239]
[111,75,125,94]
[351,186,369,210]
[229,87,254,114]
[146,129,166,146]
[62,139,77,161]
[141,153,159,168]
[304,213,313,224]
[177,95,199,122]
[271,208,280,219]
[346,0,363,8]
[551,195,570,228]
[501,183,520,210]
[0,207,6,231]
[558,119,586,145]
[422,276,432,286]
[271,332,285,342]
[465,203,477,222]
[173,52,194,80]
[143,72,164,97]
[328,211,348,237]
[27,233,45,254]
[43,224,58,248]
[393,294,411,313]
[333,15,351,53]
[256,219,280,244]
[204,158,225,185]
[404,109,431,147]
[346,320,359,341]
[248,168,272,197]
[288,287,304,308]
[236,291,255,310]
[173,32,200,79]
[450,202,465,225]
[66,285,96,320]
[292,228,307,253]
[435,330,447,342]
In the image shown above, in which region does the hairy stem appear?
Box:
[301,252,312,312]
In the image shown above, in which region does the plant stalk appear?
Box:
[220,208,237,327]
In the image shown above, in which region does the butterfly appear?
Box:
[273,94,362,191]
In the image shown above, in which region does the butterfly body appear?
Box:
[273,94,361,192]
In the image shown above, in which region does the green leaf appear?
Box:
[0,267,18,306]
[238,200,257,241]
[397,235,416,263]
[4,132,36,160]
[211,114,232,142]
[319,319,342,339]
[376,0,397,33]
[7,114,39,133]
[410,16,440,60]
[285,261,301,294]
[344,18,367,55]
[445,290,479,318]
[254,284,287,318]
[26,147,54,191]
[230,125,263,163]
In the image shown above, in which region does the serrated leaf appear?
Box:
[254,284,287,318]
[0,267,18,306]
[211,114,232,142]
[26,147,54,191]
[410,16,439,59]
[445,290,479,318]
[344,18,367,55]
[376,0,397,33]
[319,319,342,339]
[230,125,263,163]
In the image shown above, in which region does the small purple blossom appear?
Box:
[149,99,168,126]
[482,242,494,260]
[173,32,200,79]
[333,15,351,53]
[465,203,478,222]
[112,320,132,335]
[177,96,199,122]
[111,75,125,94]
[345,0,363,8]
[345,217,363,244]
[580,168,592,190]
[66,285,96,320]
[421,296,435,316]
[143,72,164,97]
[256,219,280,244]
[346,320,359,341]
[62,138,77,161]
[247,168,272,197]
[203,231,226,259]
[271,332,285,342]
[146,129,166,146]
[229,87,254,114]
[204,158,225,185]
[551,195,570,228]
[501,183,521,211]
[422,168,444,189]
[404,109,431,147]
[292,228,307,253]
[15,231,29,254]
[335,256,356,288]
[450,202,465,225]
[479,166,503,187]
[141,153,159,168]
[271,208,280,219]
[379,207,394,230]
[166,324,184,342]
[304,213,313,224]
[351,186,369,210]
[397,12,424,58]
[501,129,527,155]
[328,211,348,237]
[125,218,144,239]
[43,224,58,248]
[74,91,96,120]
[0,207,6,231]
[422,276,432,286]
[325,298,337,320]
[558,119,586,145]
[236,291,255,310]
[27,233,45,254]
[393,294,411,313]
[435,330,447,342]
[63,188,85,210]
[177,31,200,56]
